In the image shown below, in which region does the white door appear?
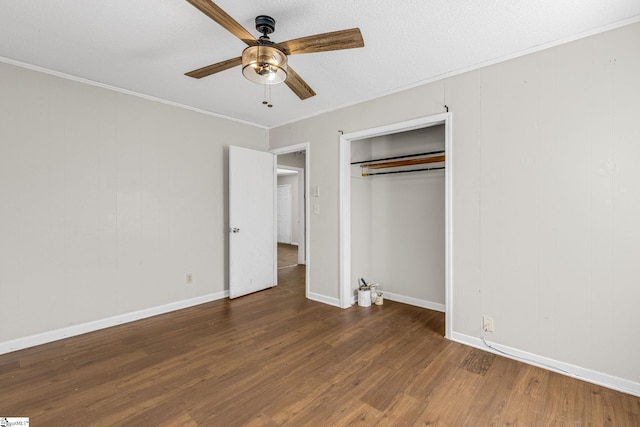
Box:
[277,184,292,244]
[229,146,276,299]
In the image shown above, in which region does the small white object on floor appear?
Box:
[358,289,371,307]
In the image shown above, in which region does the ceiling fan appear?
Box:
[184,0,365,101]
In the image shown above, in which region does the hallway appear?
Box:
[277,243,305,296]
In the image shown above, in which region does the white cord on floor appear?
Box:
[481,329,572,376]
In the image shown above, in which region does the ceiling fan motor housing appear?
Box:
[255,15,276,36]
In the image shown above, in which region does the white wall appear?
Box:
[277,174,298,243]
[278,151,305,245]
[277,152,305,169]
[270,22,640,390]
[351,126,445,306]
[0,61,268,345]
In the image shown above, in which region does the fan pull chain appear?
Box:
[262,85,273,107]
[262,85,273,108]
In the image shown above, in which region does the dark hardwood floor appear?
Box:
[1,252,639,425]
[278,243,305,296]
[278,243,299,269]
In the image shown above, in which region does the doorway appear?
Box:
[272,143,310,298]
[339,113,453,338]
[276,164,305,265]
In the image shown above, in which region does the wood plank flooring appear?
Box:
[278,243,305,297]
[1,261,639,425]
[278,243,299,269]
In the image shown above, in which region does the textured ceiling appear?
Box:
[1,1,639,128]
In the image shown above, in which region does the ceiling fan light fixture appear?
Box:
[242,45,288,85]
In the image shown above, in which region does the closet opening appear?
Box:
[339,113,452,338]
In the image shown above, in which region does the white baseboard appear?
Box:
[307,292,341,308]
[291,242,299,246]
[382,292,445,312]
[348,291,445,313]
[0,291,229,355]
[450,331,640,398]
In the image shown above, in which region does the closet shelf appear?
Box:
[361,155,445,170]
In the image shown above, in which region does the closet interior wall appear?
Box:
[350,125,446,308]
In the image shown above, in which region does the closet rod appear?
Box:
[350,150,445,165]
[362,166,445,177]
[363,155,445,169]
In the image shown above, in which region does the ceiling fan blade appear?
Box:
[185,56,242,79]
[274,28,364,56]
[285,67,316,100]
[185,0,257,46]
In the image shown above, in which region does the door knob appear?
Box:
[231,227,240,233]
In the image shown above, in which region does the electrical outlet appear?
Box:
[185,273,193,284]
[482,315,494,332]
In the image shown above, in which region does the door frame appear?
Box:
[271,143,311,299]
[339,113,453,339]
